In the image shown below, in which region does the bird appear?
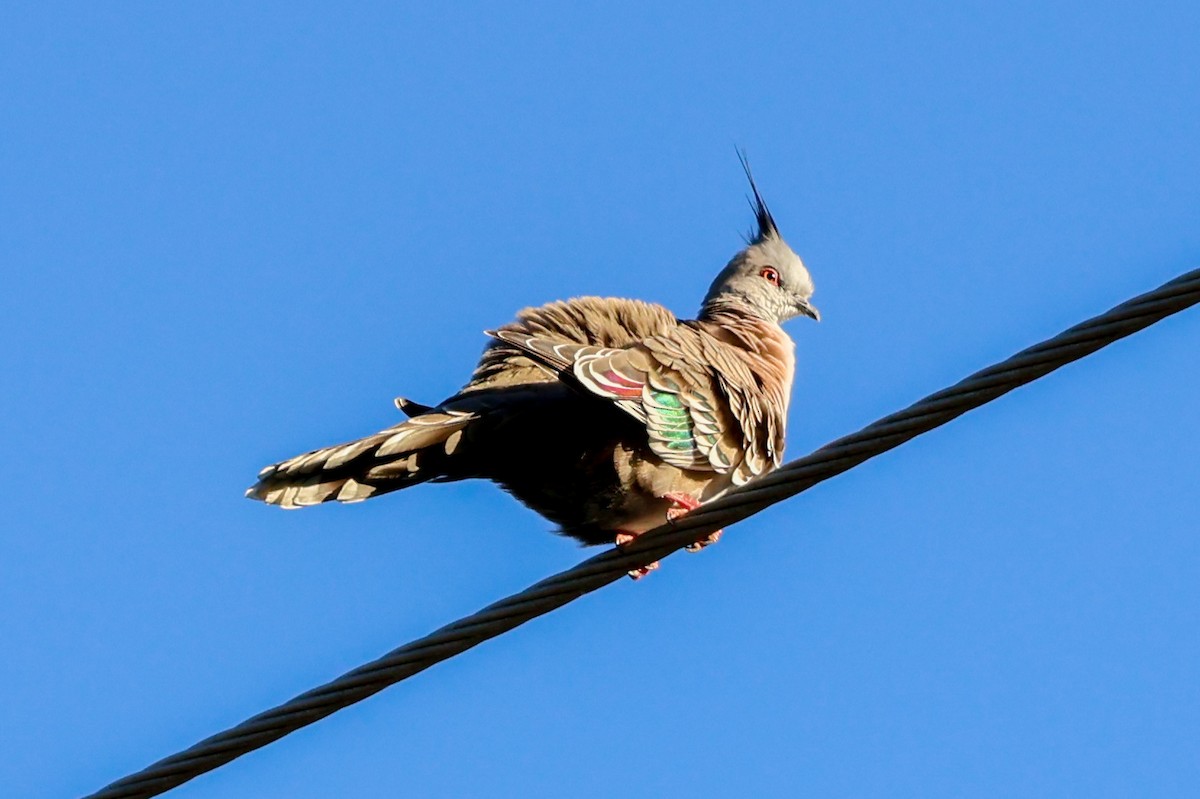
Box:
[247,157,819,577]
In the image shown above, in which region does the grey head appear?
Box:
[700,156,819,324]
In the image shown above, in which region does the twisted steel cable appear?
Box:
[85,267,1200,799]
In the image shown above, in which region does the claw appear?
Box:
[685,528,724,552]
[627,561,659,580]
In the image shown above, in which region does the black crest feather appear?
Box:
[737,148,778,243]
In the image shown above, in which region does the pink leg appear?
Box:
[662,492,724,552]
[663,492,701,519]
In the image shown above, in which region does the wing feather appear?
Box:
[488,324,786,478]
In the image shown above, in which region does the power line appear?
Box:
[84,267,1200,799]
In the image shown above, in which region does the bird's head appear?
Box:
[700,156,819,324]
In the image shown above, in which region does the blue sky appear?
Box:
[3,3,1199,797]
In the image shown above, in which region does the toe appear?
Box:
[684,528,724,553]
[627,561,660,580]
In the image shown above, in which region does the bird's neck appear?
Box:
[699,296,773,324]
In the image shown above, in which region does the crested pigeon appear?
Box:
[247,161,819,577]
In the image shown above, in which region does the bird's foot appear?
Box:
[661,492,724,553]
[685,528,724,552]
[627,562,659,580]
[663,492,701,520]
[615,529,660,580]
[614,530,638,547]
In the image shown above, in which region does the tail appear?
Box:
[246,405,473,509]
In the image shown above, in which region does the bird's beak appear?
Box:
[796,299,821,322]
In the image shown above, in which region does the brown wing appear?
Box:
[490,323,785,484]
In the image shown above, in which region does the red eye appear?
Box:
[759,266,780,286]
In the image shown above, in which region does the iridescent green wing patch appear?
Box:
[642,386,710,469]
[651,390,693,451]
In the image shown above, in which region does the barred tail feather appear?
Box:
[246,410,473,509]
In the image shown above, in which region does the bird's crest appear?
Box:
[737,148,779,243]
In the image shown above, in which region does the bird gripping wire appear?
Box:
[85,267,1200,799]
